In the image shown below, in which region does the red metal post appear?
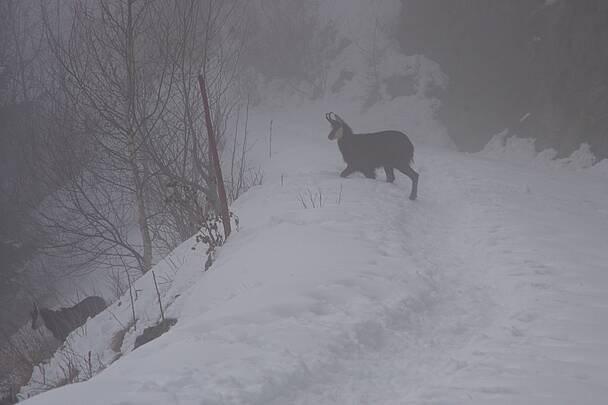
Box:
[197,74,231,239]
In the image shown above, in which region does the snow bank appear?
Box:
[478,130,538,163]
[17,237,208,400]
[478,131,607,178]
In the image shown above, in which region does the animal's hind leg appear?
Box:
[384,167,395,183]
[397,165,419,200]
[340,165,356,178]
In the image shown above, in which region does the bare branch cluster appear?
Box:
[30,0,249,277]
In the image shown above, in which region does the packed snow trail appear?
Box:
[21,138,608,404]
[413,149,608,404]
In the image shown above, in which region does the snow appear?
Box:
[589,158,608,178]
[17,102,608,404]
[479,132,604,176]
[7,0,608,401]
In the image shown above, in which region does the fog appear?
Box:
[1,0,607,402]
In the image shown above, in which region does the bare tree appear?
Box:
[0,0,62,350]
[36,0,249,276]
[38,0,182,274]
[145,0,248,241]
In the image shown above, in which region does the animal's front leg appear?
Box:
[340,165,356,178]
[384,167,395,183]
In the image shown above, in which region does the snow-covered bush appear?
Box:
[479,132,606,177]
[193,212,240,271]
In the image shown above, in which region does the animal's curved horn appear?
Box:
[333,113,344,124]
[325,112,335,124]
[31,302,39,329]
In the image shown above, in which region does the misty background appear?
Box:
[1,0,607,390]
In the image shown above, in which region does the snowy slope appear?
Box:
[18,108,608,404]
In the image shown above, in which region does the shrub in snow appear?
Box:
[194,212,240,271]
[165,181,213,241]
[297,187,326,209]
[0,328,57,405]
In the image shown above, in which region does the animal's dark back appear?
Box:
[39,308,71,341]
[76,296,107,315]
[41,296,107,341]
[338,130,414,167]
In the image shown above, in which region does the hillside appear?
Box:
[18,107,608,404]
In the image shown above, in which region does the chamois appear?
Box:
[30,296,107,342]
[325,112,419,200]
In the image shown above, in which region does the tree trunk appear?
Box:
[126,0,152,273]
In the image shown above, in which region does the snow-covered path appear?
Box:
[21,138,608,404]
[416,150,608,404]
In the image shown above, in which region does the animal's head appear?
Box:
[30,303,42,330]
[325,112,347,141]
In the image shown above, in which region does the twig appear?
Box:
[151,270,165,322]
[125,268,136,331]
[87,351,92,379]
[298,192,308,209]
[269,119,273,159]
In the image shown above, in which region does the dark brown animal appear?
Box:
[30,296,107,342]
[326,112,419,200]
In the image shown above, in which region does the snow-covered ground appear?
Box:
[18,106,608,404]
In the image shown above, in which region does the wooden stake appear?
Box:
[197,74,231,239]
